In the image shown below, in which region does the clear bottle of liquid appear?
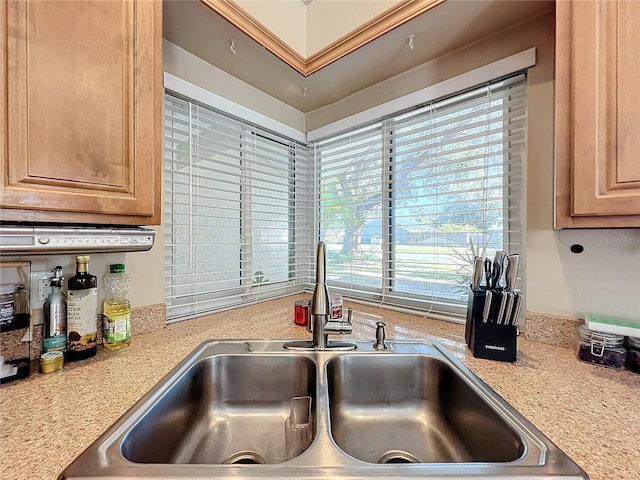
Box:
[67,255,98,361]
[103,264,131,350]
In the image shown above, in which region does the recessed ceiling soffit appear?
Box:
[199,0,447,77]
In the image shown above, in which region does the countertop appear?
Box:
[1,295,639,480]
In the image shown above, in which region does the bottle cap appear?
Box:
[50,266,64,286]
[109,264,125,273]
[76,255,90,263]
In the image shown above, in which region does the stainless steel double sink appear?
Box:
[60,339,588,479]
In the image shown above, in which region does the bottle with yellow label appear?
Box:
[67,255,98,361]
[103,264,131,350]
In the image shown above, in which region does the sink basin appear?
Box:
[122,354,316,464]
[327,354,524,464]
[61,339,588,479]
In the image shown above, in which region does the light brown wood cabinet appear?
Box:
[0,0,162,225]
[555,0,640,228]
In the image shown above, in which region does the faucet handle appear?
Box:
[323,307,353,336]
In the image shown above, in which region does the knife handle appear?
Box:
[492,250,506,289]
[494,250,507,268]
[504,254,520,293]
[482,290,493,323]
[503,292,515,325]
[495,292,508,325]
[472,256,484,291]
[509,293,523,326]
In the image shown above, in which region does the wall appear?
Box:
[162,11,639,323]
[234,0,397,57]
[235,0,307,56]
[305,0,397,56]
[163,41,305,133]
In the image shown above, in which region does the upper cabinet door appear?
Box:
[555,0,640,228]
[0,0,162,225]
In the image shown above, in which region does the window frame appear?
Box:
[313,74,527,321]
[164,91,312,321]
[162,52,532,323]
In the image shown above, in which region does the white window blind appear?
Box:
[164,92,313,320]
[314,74,527,320]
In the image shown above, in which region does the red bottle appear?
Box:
[294,300,310,326]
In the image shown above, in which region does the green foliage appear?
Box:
[440,224,482,233]
[253,271,269,284]
[450,237,489,300]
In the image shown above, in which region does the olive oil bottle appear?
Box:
[102,264,131,350]
[67,255,98,361]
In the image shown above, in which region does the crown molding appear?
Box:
[200,0,447,77]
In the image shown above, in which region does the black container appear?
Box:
[0,285,30,332]
[576,324,626,369]
[0,357,31,385]
[627,337,640,374]
[465,287,517,362]
[0,313,30,333]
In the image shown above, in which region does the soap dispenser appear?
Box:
[43,266,67,354]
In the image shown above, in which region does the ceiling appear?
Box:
[163,0,554,113]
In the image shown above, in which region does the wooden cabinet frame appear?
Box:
[0,0,162,225]
[555,0,640,228]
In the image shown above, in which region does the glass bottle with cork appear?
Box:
[102,263,131,350]
[67,255,98,361]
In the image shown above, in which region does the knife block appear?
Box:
[465,287,517,362]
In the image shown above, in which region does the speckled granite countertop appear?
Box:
[1,295,639,480]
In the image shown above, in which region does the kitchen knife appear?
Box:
[509,292,523,326]
[495,291,508,325]
[471,256,484,291]
[503,292,515,325]
[482,290,493,323]
[504,254,520,293]
[484,258,493,289]
[492,250,507,289]
[494,250,507,265]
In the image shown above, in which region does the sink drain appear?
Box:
[378,450,420,464]
[222,451,266,465]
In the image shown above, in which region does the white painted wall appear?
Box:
[306,0,397,56]
[163,41,306,132]
[235,0,397,57]
[235,0,307,55]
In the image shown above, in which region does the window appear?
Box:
[164,92,313,320]
[314,74,527,320]
[164,72,527,323]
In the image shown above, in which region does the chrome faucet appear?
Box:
[284,242,356,351]
[308,241,354,349]
[308,241,332,348]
